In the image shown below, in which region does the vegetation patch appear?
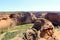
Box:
[0,24,33,40]
[1,31,20,40]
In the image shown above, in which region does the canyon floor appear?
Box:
[0,24,60,40]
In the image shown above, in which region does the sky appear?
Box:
[0,0,60,11]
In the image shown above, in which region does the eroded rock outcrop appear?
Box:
[24,18,57,40]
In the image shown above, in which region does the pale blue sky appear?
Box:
[0,0,60,11]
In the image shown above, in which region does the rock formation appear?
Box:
[24,18,57,40]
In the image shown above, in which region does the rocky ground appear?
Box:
[0,24,60,40]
